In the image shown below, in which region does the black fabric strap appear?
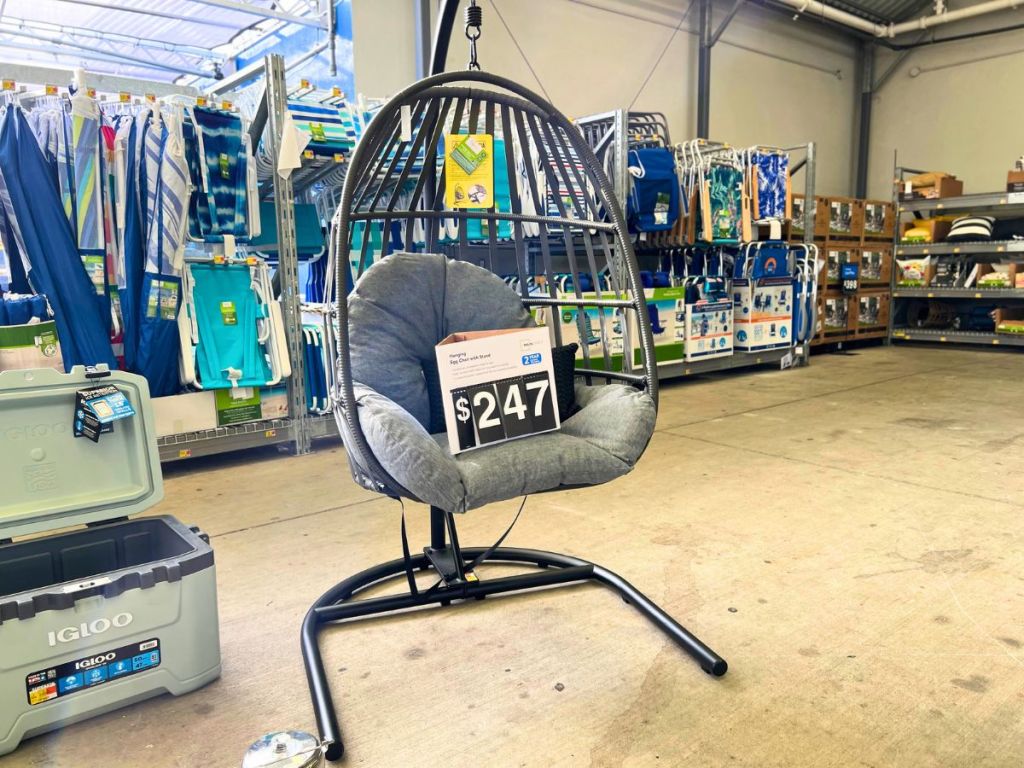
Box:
[466,496,528,575]
[399,502,419,596]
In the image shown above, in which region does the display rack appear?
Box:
[0,54,339,462]
[575,109,818,380]
[888,171,1024,349]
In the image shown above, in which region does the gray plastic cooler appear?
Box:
[0,366,221,757]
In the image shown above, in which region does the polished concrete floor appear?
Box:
[7,346,1024,767]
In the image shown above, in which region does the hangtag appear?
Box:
[221,100,233,111]
[903,181,912,194]
[300,79,311,90]
[45,84,58,96]
[119,92,130,103]
[197,96,207,107]
[223,233,237,260]
[219,152,230,179]
[87,87,97,98]
[400,104,412,142]
[303,149,314,159]
[768,220,782,240]
[309,122,327,142]
[333,153,345,163]
[220,301,238,326]
[332,86,342,98]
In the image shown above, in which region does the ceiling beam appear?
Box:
[0,29,211,78]
[1,16,225,61]
[48,0,243,30]
[0,59,199,96]
[183,0,325,29]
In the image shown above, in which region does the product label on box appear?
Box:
[684,300,734,361]
[26,639,161,706]
[436,327,559,454]
[215,387,261,426]
[733,277,794,351]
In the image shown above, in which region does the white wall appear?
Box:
[352,0,860,195]
[869,5,1024,199]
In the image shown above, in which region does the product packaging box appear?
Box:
[435,327,559,454]
[859,248,892,285]
[898,173,963,201]
[684,300,734,361]
[826,197,864,239]
[791,194,827,237]
[857,291,890,330]
[634,286,687,367]
[823,294,852,334]
[538,293,626,371]
[900,218,953,244]
[862,200,895,239]
[153,391,218,436]
[0,320,63,373]
[732,277,794,351]
[1007,170,1024,194]
[826,246,859,284]
[994,306,1024,333]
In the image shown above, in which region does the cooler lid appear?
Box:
[0,366,164,539]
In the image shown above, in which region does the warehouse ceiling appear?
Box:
[0,0,326,82]
[819,0,933,24]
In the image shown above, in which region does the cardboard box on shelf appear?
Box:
[994,306,1024,333]
[900,218,953,244]
[859,247,893,285]
[862,200,895,240]
[826,197,864,239]
[1007,170,1024,194]
[684,300,734,361]
[539,294,627,371]
[823,293,854,335]
[732,276,794,351]
[825,245,860,284]
[895,256,936,287]
[898,173,963,201]
[856,290,890,330]
[791,194,827,237]
[153,391,218,436]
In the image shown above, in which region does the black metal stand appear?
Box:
[301,507,727,761]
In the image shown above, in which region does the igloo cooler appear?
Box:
[0,366,221,757]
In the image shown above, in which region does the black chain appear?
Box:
[465,0,483,71]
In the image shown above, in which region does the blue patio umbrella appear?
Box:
[0,105,115,369]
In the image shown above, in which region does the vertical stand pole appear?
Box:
[854,42,875,199]
[266,53,311,454]
[696,0,712,139]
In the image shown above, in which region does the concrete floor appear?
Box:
[6,346,1024,767]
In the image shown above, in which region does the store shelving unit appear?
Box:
[889,176,1024,349]
[575,109,818,380]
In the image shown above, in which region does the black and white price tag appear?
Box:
[450,373,557,452]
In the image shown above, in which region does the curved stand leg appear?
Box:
[301,546,726,761]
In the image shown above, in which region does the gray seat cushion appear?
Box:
[349,252,656,513]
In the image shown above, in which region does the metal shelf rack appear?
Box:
[889,168,1024,351]
[574,109,818,380]
[891,328,1024,347]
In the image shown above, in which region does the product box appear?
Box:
[898,173,963,201]
[684,300,734,361]
[826,197,864,239]
[900,218,953,244]
[823,294,853,334]
[994,306,1024,333]
[791,194,827,237]
[538,293,626,371]
[435,327,559,454]
[1007,170,1024,194]
[633,286,687,367]
[862,200,895,240]
[859,247,892,285]
[732,276,794,351]
[826,246,859,284]
[894,256,935,287]
[153,391,218,436]
[857,291,890,330]
[0,320,63,373]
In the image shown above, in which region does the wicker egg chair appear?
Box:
[301,69,726,761]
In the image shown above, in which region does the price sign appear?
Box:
[840,262,859,295]
[450,374,557,452]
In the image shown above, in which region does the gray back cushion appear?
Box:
[348,252,533,429]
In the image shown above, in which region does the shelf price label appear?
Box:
[1,79,14,91]
[45,84,58,96]
[450,375,557,452]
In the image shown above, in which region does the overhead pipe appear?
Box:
[776,0,1024,38]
